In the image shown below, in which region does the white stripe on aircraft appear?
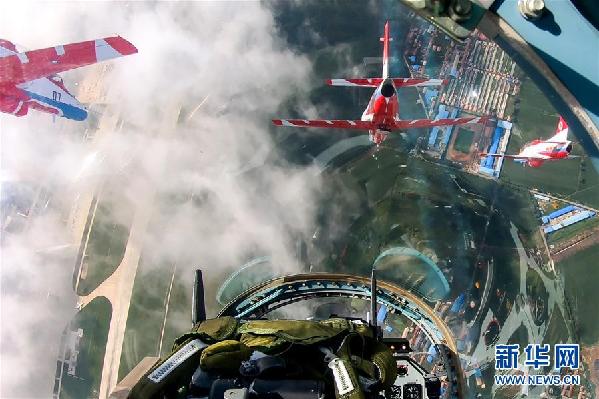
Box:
[17,52,28,63]
[94,39,121,61]
[0,45,16,58]
[12,100,25,115]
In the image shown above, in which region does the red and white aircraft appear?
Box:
[273,21,487,145]
[0,36,137,121]
[482,116,574,167]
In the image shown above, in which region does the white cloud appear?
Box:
[1,2,321,396]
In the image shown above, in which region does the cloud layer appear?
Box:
[1,2,322,396]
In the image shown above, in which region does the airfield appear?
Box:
[3,7,594,399]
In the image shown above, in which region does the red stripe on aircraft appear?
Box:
[104,36,138,56]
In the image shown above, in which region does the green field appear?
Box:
[118,257,192,380]
[453,129,475,154]
[502,77,599,208]
[526,269,549,325]
[118,196,196,380]
[542,307,569,346]
[547,216,599,245]
[456,172,546,253]
[319,145,532,312]
[158,275,191,358]
[507,323,529,348]
[118,261,170,380]
[559,245,599,345]
[77,200,133,295]
[60,297,111,399]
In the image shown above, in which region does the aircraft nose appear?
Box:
[380,79,396,98]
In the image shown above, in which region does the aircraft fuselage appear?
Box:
[362,79,400,145]
[517,139,573,167]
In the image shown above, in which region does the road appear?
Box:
[468,222,571,394]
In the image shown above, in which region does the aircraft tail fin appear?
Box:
[381,21,391,78]
[549,116,569,142]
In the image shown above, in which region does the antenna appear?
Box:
[371,265,377,331]
[192,269,206,326]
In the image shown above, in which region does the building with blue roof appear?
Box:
[428,127,440,147]
[424,88,438,109]
[478,119,513,178]
[426,344,438,363]
[543,210,595,234]
[541,205,577,224]
[427,105,449,149]
[376,305,388,324]
[439,107,460,150]
[450,293,466,313]
[483,127,503,169]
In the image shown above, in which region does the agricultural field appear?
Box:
[118,197,199,379]
[60,298,111,399]
[547,216,599,245]
[559,245,599,346]
[542,307,569,347]
[118,262,191,380]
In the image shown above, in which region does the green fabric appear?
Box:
[370,341,397,388]
[128,344,203,399]
[129,317,396,398]
[330,358,365,399]
[239,333,288,353]
[318,318,351,331]
[173,316,238,349]
[238,319,347,345]
[351,356,377,381]
[200,340,252,372]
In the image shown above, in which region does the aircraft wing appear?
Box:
[480,153,530,159]
[544,154,581,160]
[479,153,582,161]
[272,119,375,130]
[390,116,487,130]
[0,36,137,85]
[326,79,381,87]
[392,78,448,87]
[325,78,447,88]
